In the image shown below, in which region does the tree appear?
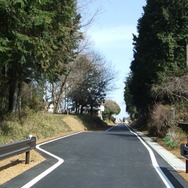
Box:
[103,100,120,120]
[151,73,188,104]
[0,0,38,112]
[124,74,138,119]
[67,51,116,114]
[124,0,188,119]
[67,54,105,113]
[0,0,82,114]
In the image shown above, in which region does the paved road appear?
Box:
[2,124,188,188]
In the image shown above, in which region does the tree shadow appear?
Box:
[160,167,188,188]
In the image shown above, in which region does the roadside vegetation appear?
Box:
[0,111,112,185]
[0,0,119,146]
[0,110,111,145]
[0,0,117,117]
[124,0,188,149]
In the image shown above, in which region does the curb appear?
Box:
[134,130,185,171]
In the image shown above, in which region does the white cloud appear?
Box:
[89,25,136,44]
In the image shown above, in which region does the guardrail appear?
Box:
[180,142,188,173]
[177,122,188,126]
[0,136,36,164]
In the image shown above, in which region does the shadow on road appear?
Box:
[105,125,138,139]
[161,167,188,188]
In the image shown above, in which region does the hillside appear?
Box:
[0,111,111,145]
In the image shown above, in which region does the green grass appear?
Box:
[163,136,175,148]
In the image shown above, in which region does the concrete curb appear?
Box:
[134,130,185,171]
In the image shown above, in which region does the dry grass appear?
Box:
[148,104,173,136]
[0,111,72,145]
[0,113,110,185]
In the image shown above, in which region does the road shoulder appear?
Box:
[131,127,188,183]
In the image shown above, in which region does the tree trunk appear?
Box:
[16,81,23,114]
[54,74,69,113]
[90,103,93,115]
[8,79,23,113]
[54,92,61,113]
[186,40,188,68]
[8,77,18,112]
[75,102,79,113]
[0,66,7,112]
[51,83,55,106]
[80,105,84,114]
[7,66,22,113]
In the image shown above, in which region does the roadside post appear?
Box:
[180,141,188,173]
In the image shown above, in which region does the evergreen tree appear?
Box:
[125,0,188,118]
[0,0,81,113]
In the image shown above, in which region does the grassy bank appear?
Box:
[0,111,110,145]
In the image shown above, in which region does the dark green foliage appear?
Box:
[124,74,138,119]
[124,0,188,119]
[0,0,82,114]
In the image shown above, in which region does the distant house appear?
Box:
[98,104,105,120]
[48,103,54,113]
[47,102,63,113]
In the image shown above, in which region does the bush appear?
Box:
[163,136,175,148]
[148,104,173,136]
[164,126,187,148]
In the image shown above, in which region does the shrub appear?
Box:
[164,126,187,148]
[148,104,173,136]
[163,136,175,148]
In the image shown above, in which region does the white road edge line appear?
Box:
[105,124,118,132]
[106,125,174,188]
[126,125,174,188]
[21,132,82,188]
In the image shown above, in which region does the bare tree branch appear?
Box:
[151,73,188,102]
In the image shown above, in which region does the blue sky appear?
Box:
[78,0,146,119]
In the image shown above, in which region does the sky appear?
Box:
[78,0,146,119]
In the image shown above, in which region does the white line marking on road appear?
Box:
[21,132,82,188]
[105,124,119,132]
[105,126,116,132]
[126,125,174,188]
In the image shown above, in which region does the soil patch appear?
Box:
[62,115,87,131]
[0,150,45,185]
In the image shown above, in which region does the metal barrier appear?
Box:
[180,142,188,173]
[0,136,36,164]
[177,122,188,126]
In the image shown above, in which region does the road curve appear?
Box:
[24,125,173,187]
[2,124,188,188]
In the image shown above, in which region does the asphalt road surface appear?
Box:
[2,124,188,188]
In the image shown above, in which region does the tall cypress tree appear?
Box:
[0,0,81,113]
[125,0,188,117]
